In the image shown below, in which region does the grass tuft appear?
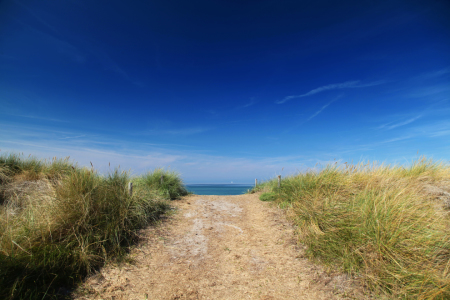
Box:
[135,168,188,200]
[0,153,186,299]
[259,192,278,202]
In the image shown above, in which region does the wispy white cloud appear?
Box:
[277,81,358,104]
[140,127,212,136]
[17,21,85,63]
[1,113,69,123]
[377,115,422,130]
[14,21,140,85]
[377,136,414,144]
[86,44,143,86]
[104,60,143,86]
[59,135,86,140]
[415,68,450,80]
[330,135,414,156]
[15,0,59,33]
[305,95,342,122]
[236,98,257,109]
[276,80,385,104]
[0,129,308,183]
[0,121,317,182]
[412,121,450,138]
[22,22,141,85]
[0,139,185,171]
[2,117,449,183]
[0,122,82,138]
[354,80,386,88]
[430,130,450,137]
[407,84,450,98]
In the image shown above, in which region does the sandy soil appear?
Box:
[75,194,367,300]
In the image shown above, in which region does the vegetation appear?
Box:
[259,192,277,202]
[252,157,450,299]
[0,153,187,299]
[135,168,188,200]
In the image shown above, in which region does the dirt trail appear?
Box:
[76,194,365,299]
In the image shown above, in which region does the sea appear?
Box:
[186,184,254,195]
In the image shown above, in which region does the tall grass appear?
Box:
[136,168,188,200]
[0,153,187,299]
[254,157,450,299]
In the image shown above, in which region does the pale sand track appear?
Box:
[75,194,367,299]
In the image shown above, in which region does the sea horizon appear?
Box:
[185,183,254,195]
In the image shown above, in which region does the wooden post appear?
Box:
[278,175,281,188]
[128,182,133,196]
[255,178,257,187]
[160,175,164,185]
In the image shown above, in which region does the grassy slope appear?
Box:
[0,154,187,300]
[252,157,450,299]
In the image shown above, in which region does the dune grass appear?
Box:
[135,168,188,200]
[0,153,187,299]
[252,157,450,299]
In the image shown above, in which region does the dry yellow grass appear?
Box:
[0,153,185,299]
[255,157,450,299]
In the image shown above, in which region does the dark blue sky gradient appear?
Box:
[1,0,449,183]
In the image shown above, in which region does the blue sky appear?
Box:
[1,0,449,183]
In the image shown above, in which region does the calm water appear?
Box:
[186,184,253,195]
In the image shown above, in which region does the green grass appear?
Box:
[259,192,278,202]
[135,168,188,200]
[252,157,450,299]
[0,153,187,299]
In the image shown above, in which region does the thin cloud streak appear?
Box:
[431,130,450,137]
[332,135,414,156]
[407,84,450,98]
[306,95,342,122]
[140,127,212,135]
[378,115,422,130]
[236,99,257,109]
[17,21,85,63]
[86,44,143,86]
[15,0,59,33]
[2,113,69,123]
[0,123,199,151]
[104,60,143,86]
[59,135,86,140]
[412,121,450,138]
[276,80,385,104]
[415,68,450,80]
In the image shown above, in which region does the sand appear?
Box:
[74,194,367,300]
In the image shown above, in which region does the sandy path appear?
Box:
[75,194,364,300]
